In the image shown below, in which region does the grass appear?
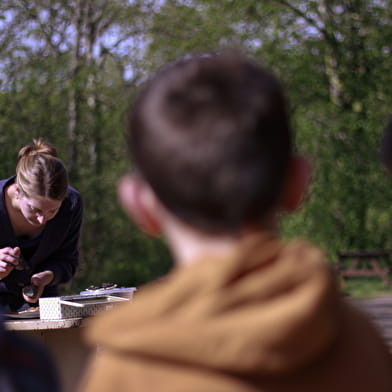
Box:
[340,276,392,299]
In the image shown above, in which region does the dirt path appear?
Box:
[355,296,392,351]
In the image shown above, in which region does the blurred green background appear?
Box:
[0,0,391,298]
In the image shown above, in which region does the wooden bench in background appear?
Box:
[337,250,392,288]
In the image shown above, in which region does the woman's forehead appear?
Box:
[24,196,62,210]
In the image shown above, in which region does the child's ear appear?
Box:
[280,156,311,212]
[117,174,162,237]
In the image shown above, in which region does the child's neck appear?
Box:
[163,215,277,267]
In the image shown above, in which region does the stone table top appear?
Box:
[4,317,86,331]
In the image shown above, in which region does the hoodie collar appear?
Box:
[87,234,339,376]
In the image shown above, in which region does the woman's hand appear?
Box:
[23,270,54,303]
[0,247,21,280]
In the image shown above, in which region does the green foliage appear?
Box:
[0,0,391,296]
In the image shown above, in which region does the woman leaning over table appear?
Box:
[0,138,83,313]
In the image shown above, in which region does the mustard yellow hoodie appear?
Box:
[80,234,392,391]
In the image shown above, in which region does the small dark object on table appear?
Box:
[85,282,117,291]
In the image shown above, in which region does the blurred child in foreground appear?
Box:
[0,312,60,391]
[80,51,392,391]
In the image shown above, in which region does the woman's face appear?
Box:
[18,195,62,226]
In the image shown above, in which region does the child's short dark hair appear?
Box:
[128,51,293,232]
